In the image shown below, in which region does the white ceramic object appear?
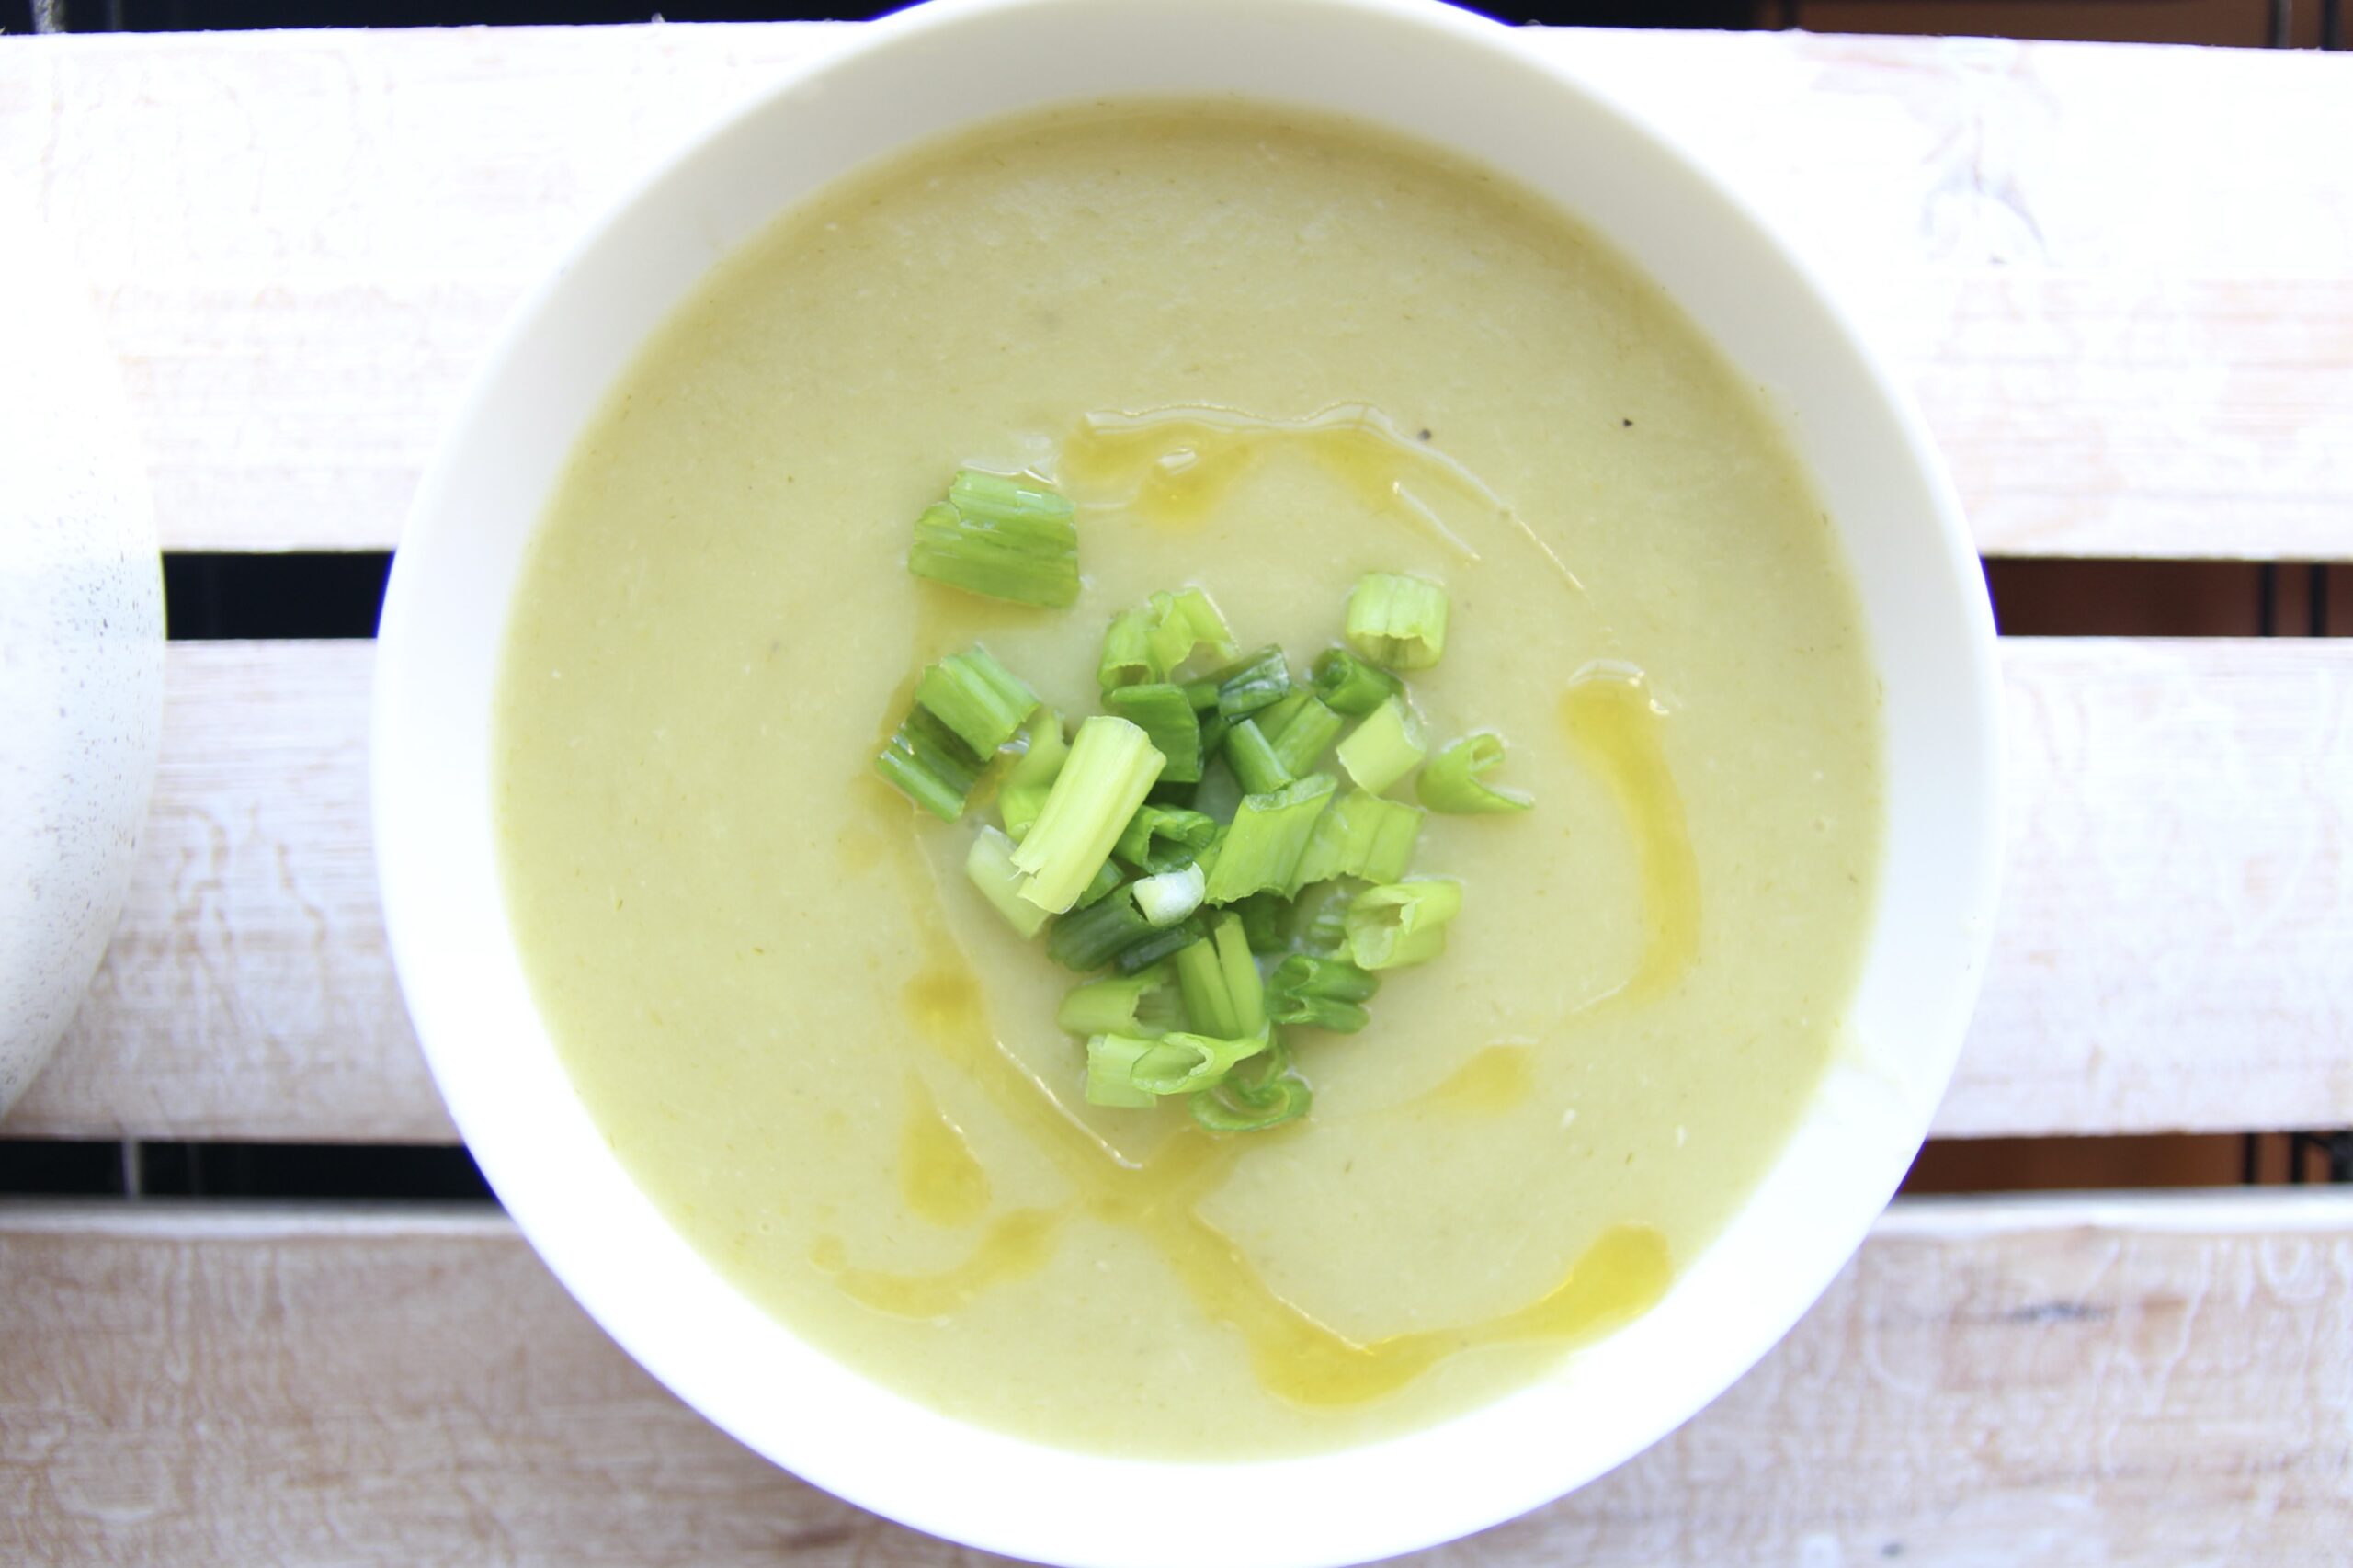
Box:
[376,2,2003,1563]
[0,199,165,1118]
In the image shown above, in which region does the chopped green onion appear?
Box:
[1202,773,1337,904]
[1189,1035,1310,1132]
[875,707,984,822]
[1114,915,1204,973]
[1335,697,1427,796]
[1074,857,1127,910]
[1058,962,1179,1038]
[1310,647,1404,716]
[1345,880,1462,971]
[915,646,1039,757]
[1345,573,1449,670]
[1267,953,1379,1033]
[1197,711,1231,764]
[1213,645,1293,721]
[1011,716,1165,913]
[1104,683,1203,784]
[1144,587,1239,676]
[1266,696,1344,778]
[1047,887,1150,971]
[1192,757,1244,824]
[1181,678,1221,711]
[1086,1029,1270,1105]
[1132,861,1207,927]
[1098,609,1157,691]
[907,471,1080,608]
[964,825,1053,938]
[1417,731,1532,813]
[1223,718,1293,796]
[1175,915,1267,1039]
[1293,790,1424,889]
[1115,804,1218,874]
[1290,880,1358,957]
[1232,890,1291,952]
[996,709,1067,840]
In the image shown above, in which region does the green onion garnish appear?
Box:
[965,825,1051,938]
[1047,886,1150,971]
[1086,1028,1271,1106]
[1417,731,1532,813]
[1058,962,1180,1039]
[1104,682,1203,784]
[1213,644,1293,721]
[1114,915,1205,973]
[1074,857,1127,910]
[1267,952,1380,1032]
[875,707,984,822]
[1309,646,1404,716]
[1010,716,1165,912]
[1144,587,1239,675]
[1175,915,1267,1040]
[996,709,1067,841]
[1132,861,1207,927]
[1335,696,1427,796]
[1345,572,1449,670]
[1201,773,1336,904]
[1293,789,1423,889]
[1222,717,1294,797]
[915,645,1040,758]
[1115,804,1218,874]
[1098,609,1157,691]
[1189,1034,1310,1131]
[1290,880,1358,957]
[1266,696,1345,778]
[907,470,1081,608]
[1345,880,1462,970]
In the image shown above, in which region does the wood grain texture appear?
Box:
[2,27,2348,558]
[6,635,2348,1144]
[2,1191,2346,1564]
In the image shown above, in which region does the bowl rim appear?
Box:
[375,2,2004,1563]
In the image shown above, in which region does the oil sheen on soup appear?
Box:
[496,102,1882,1459]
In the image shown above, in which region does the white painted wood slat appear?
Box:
[2,1192,2345,1563]
[1,28,2347,558]
[6,635,2347,1144]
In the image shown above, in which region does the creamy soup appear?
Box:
[496,102,1881,1459]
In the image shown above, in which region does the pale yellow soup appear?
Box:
[496,101,1882,1460]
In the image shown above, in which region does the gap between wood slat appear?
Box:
[5,635,2347,1145]
[1,1189,2345,1565]
[3,28,2349,556]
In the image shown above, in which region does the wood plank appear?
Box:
[2,27,2348,559]
[6,635,2347,1144]
[2,1191,2345,1563]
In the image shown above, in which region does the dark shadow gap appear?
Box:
[165,551,392,641]
[0,1140,497,1203]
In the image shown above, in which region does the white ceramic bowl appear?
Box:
[376,2,2002,1563]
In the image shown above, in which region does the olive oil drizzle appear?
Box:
[1560,666,1701,1003]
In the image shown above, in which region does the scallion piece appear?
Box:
[964,826,1051,938]
[1104,682,1203,784]
[1198,711,1232,763]
[1098,609,1157,691]
[1115,804,1218,875]
[1345,573,1449,670]
[1086,1028,1270,1105]
[1189,1035,1310,1132]
[907,471,1080,608]
[1310,646,1404,716]
[1074,857,1127,910]
[1290,880,1358,957]
[1232,891,1292,953]
[1267,953,1379,1033]
[1345,880,1462,971]
[1114,915,1204,973]
[1192,757,1244,824]
[1144,587,1239,676]
[1292,790,1424,889]
[1223,718,1293,797]
[915,645,1040,757]
[1335,696,1427,797]
[1047,887,1151,971]
[1213,644,1293,721]
[1058,962,1179,1039]
[1201,773,1337,904]
[875,708,983,822]
[1011,716,1165,912]
[1266,696,1344,778]
[1132,861,1207,927]
[1174,915,1267,1039]
[1181,678,1221,712]
[996,709,1067,841]
[1417,731,1532,813]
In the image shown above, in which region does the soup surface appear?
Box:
[497,101,1882,1459]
